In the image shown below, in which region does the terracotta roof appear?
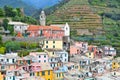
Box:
[27,25,63,31]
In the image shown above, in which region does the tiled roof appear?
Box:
[27,25,63,31]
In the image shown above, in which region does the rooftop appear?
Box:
[27,25,63,31]
[8,22,28,25]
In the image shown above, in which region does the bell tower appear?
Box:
[40,10,46,26]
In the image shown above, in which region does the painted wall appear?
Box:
[43,40,63,50]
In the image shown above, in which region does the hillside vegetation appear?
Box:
[47,0,102,30]
[47,0,120,56]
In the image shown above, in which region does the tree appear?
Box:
[0,8,5,17]
[2,18,9,30]
[4,5,17,17]
[7,25,14,35]
[5,41,21,52]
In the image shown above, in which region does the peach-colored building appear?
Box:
[70,46,80,56]
[27,25,64,39]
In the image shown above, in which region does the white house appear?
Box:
[0,53,19,64]
[8,22,29,33]
[5,71,15,80]
[54,50,68,63]
[103,46,116,56]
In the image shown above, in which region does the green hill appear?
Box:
[0,0,38,16]
[46,0,120,56]
[47,0,103,29]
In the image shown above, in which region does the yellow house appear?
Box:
[33,63,53,80]
[43,39,63,50]
[53,71,64,80]
[85,51,94,59]
[0,72,3,80]
[112,59,120,70]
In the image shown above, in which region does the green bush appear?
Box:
[18,50,29,57]
[20,42,39,49]
[28,43,38,49]
[0,47,6,54]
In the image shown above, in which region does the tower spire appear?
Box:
[40,10,46,26]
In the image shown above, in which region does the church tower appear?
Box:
[40,10,46,26]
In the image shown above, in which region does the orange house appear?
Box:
[27,25,64,39]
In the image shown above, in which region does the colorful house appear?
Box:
[48,56,60,69]
[16,55,33,66]
[30,63,53,80]
[103,46,116,56]
[85,51,94,59]
[29,52,48,63]
[27,25,64,39]
[15,66,30,80]
[54,50,68,63]
[0,72,3,80]
[112,59,120,70]
[43,39,63,50]
[44,49,57,57]
[4,70,15,80]
[88,45,97,57]
[70,46,80,56]
[65,62,80,71]
[53,70,64,80]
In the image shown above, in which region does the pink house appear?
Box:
[29,52,48,63]
[15,66,30,78]
[30,63,42,72]
[27,25,64,39]
[74,42,88,52]
[70,46,80,56]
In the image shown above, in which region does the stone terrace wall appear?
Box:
[2,36,46,42]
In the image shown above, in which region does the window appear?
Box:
[114,63,116,65]
[37,72,39,76]
[46,41,48,44]
[39,60,41,63]
[65,54,67,57]
[42,71,45,76]
[53,52,54,55]
[46,45,48,48]
[53,41,55,44]
[12,59,15,63]
[48,70,50,75]
[53,45,55,48]
[30,73,32,76]
[44,60,46,62]
[59,73,61,77]
[39,55,41,58]
[65,59,67,61]
[51,59,52,62]
[89,53,91,55]
[44,55,46,58]
[57,73,59,77]
[7,59,9,62]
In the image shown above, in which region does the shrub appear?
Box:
[0,47,6,54]
[18,50,29,57]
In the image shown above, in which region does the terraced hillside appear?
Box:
[47,0,103,30]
